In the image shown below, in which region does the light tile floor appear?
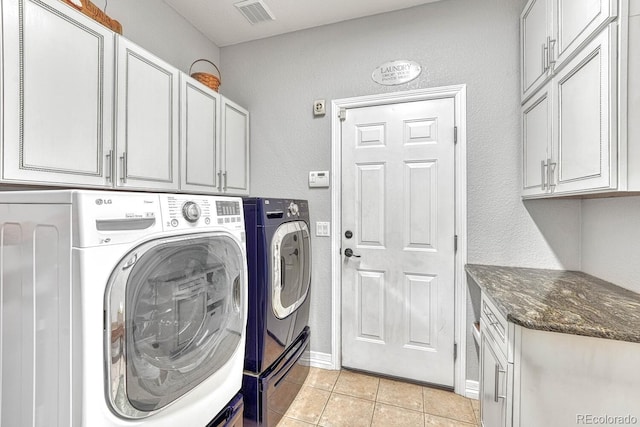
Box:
[277,368,480,427]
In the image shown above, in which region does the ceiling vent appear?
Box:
[234,0,276,25]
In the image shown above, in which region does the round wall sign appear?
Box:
[372,60,422,86]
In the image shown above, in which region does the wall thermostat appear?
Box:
[309,171,330,188]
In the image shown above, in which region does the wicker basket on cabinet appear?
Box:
[189,59,222,92]
[61,0,122,34]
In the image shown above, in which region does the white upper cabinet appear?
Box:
[220,97,250,196]
[551,26,617,194]
[521,0,640,198]
[523,26,617,197]
[179,74,222,193]
[552,0,617,70]
[179,76,250,195]
[1,0,115,187]
[521,0,552,102]
[520,0,616,102]
[0,0,249,195]
[115,37,180,191]
[522,83,552,198]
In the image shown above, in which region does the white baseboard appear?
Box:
[301,351,336,370]
[465,380,479,400]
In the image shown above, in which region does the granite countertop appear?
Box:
[465,264,640,344]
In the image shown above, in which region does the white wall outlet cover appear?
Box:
[316,221,330,236]
[313,99,326,116]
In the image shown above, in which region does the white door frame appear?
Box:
[330,85,468,395]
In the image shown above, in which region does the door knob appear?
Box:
[344,248,360,258]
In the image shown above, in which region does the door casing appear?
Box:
[330,85,468,396]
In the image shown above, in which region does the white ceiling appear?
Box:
[163,0,442,47]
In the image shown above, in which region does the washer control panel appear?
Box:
[160,195,243,230]
[182,201,202,223]
[214,200,242,225]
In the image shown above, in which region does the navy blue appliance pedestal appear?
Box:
[243,327,310,427]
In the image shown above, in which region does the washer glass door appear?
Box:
[271,221,311,319]
[106,232,245,418]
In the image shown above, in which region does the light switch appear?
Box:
[316,221,330,237]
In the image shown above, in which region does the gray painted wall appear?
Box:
[94,0,220,73]
[220,0,583,383]
[581,197,640,293]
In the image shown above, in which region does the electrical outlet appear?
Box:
[313,99,326,116]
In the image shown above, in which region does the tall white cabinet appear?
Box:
[0,0,250,195]
[521,0,640,198]
[1,0,115,187]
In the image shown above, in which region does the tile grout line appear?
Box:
[315,386,335,426]
[369,378,381,426]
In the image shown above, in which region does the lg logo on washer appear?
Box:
[95,198,113,205]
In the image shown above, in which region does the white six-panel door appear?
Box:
[340,98,456,386]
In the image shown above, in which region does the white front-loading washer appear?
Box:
[0,190,247,427]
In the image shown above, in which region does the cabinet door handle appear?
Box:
[120,152,127,184]
[541,159,548,191]
[548,37,556,69]
[542,43,549,72]
[548,159,556,192]
[106,150,112,183]
[217,171,222,191]
[494,364,507,402]
[223,171,228,191]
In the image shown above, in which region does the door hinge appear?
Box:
[454,235,458,253]
[454,343,458,360]
[454,126,458,144]
[339,108,347,121]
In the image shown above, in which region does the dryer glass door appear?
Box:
[271,221,311,319]
[105,232,246,419]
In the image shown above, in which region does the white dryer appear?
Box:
[0,190,247,427]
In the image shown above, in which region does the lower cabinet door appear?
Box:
[480,327,508,427]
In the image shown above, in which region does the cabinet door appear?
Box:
[220,97,249,195]
[480,329,508,427]
[115,37,179,190]
[521,0,552,101]
[179,74,221,193]
[522,83,552,198]
[2,0,114,187]
[552,0,616,70]
[552,25,617,195]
